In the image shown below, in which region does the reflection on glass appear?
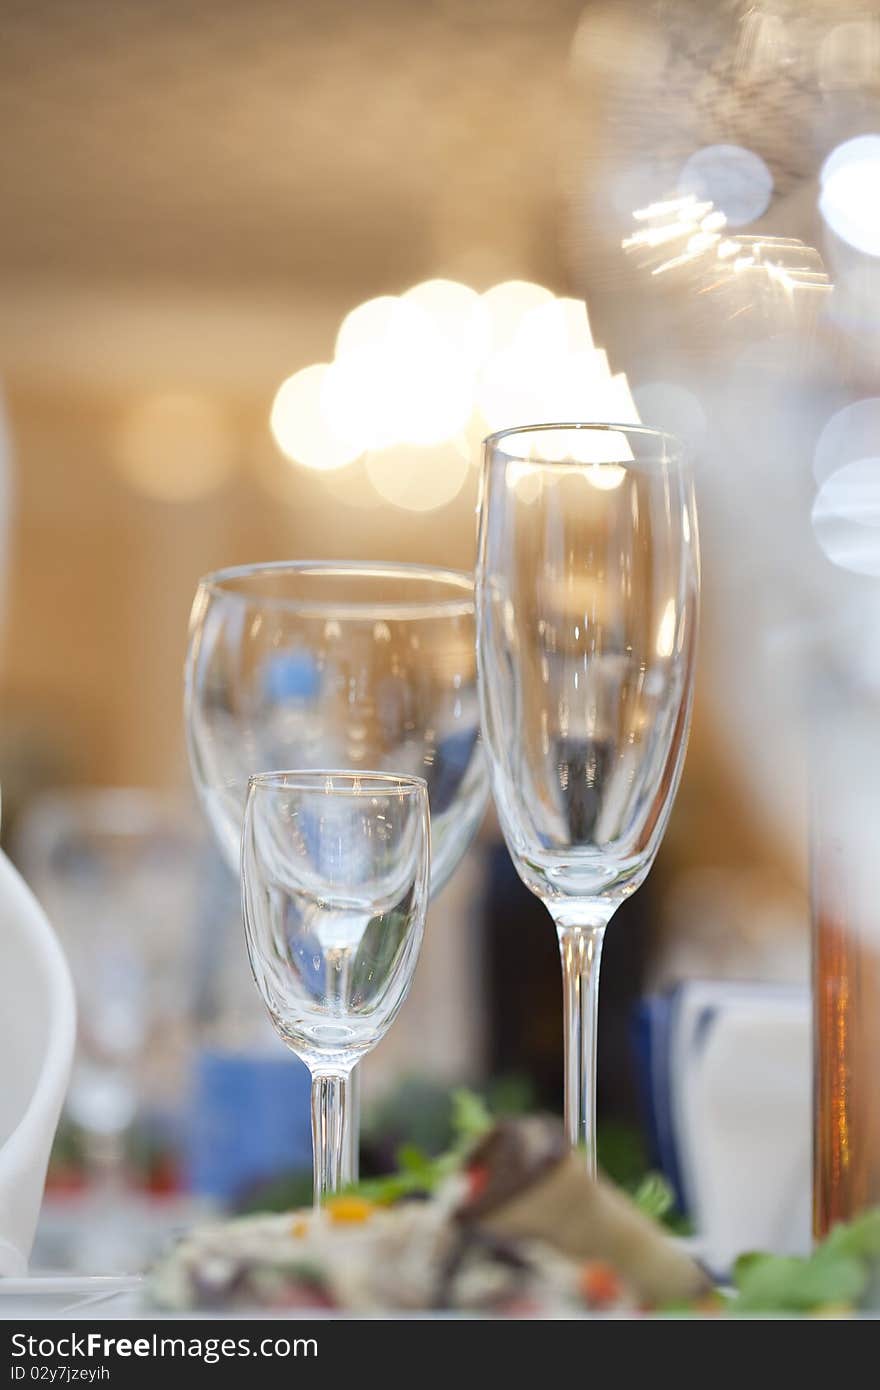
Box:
[186,563,486,890]
[477,423,699,1177]
[241,771,430,1205]
[184,562,489,1179]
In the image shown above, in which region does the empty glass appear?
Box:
[16,789,203,1270]
[241,771,430,1205]
[476,424,699,1175]
[185,561,485,886]
[184,561,488,1177]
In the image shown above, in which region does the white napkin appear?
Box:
[669,981,811,1275]
[0,848,75,1274]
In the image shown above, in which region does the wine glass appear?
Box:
[241,770,430,1205]
[16,789,202,1270]
[184,561,489,1175]
[476,423,699,1176]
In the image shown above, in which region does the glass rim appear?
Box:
[483,420,683,460]
[197,560,474,619]
[247,769,429,797]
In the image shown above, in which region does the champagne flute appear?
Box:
[241,771,430,1205]
[476,423,699,1176]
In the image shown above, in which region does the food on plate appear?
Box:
[457,1118,708,1307]
[150,1114,706,1314]
[149,1107,880,1315]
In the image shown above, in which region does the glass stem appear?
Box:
[346,1063,360,1185]
[556,916,607,1178]
[326,944,359,1185]
[310,1072,350,1208]
[85,1125,128,1198]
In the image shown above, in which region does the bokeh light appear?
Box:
[114,393,235,502]
[512,297,595,358]
[335,296,417,360]
[480,281,555,355]
[508,462,544,506]
[633,382,707,449]
[268,279,642,511]
[580,461,627,488]
[818,21,880,92]
[678,145,773,227]
[608,374,640,425]
[365,442,471,513]
[478,323,617,435]
[401,279,490,371]
[819,136,880,258]
[319,349,401,454]
[812,457,880,576]
[329,293,473,450]
[477,345,547,433]
[270,364,361,471]
[568,424,630,475]
[814,399,880,486]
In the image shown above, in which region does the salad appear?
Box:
[150,1095,880,1317]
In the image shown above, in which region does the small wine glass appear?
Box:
[240,770,431,1206]
[476,423,699,1177]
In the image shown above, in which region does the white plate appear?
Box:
[0,1276,142,1316]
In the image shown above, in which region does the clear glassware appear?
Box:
[476,423,699,1176]
[184,561,489,1177]
[241,770,430,1205]
[16,789,202,1270]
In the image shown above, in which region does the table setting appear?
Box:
[8,407,876,1324]
[3,0,880,1355]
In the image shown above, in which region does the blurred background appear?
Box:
[2,0,879,1270]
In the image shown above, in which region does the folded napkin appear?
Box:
[0,849,75,1274]
[637,981,811,1275]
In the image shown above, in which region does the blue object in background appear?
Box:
[631,992,687,1213]
[186,1048,312,1203]
[262,650,321,702]
[632,981,809,1227]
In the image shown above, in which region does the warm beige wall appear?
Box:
[0,0,580,801]
[0,371,481,796]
